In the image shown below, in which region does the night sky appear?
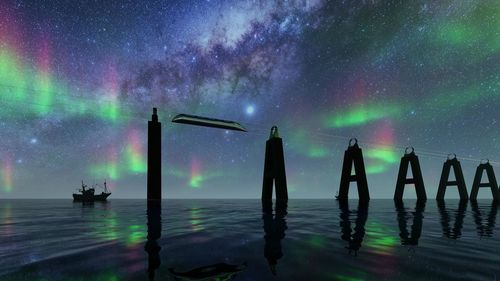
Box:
[1,0,500,198]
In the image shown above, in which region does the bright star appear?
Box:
[246,105,255,115]
[30,138,38,144]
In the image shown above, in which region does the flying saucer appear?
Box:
[171,114,247,132]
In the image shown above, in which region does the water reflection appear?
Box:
[470,200,498,238]
[437,200,467,239]
[338,200,368,256]
[3,200,500,280]
[144,202,161,281]
[262,201,288,276]
[75,200,97,208]
[395,200,425,248]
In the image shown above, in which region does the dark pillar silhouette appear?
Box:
[395,200,425,247]
[436,154,468,200]
[338,138,369,202]
[338,200,368,256]
[471,200,498,237]
[437,200,467,239]
[262,126,288,203]
[145,201,161,281]
[394,147,427,201]
[147,108,162,201]
[470,160,500,201]
[262,201,287,276]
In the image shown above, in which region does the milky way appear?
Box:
[1,0,500,198]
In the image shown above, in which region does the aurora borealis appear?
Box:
[1,0,500,198]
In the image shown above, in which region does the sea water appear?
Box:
[0,199,499,281]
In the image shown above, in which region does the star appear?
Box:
[245,105,255,116]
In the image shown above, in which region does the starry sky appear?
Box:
[1,0,500,199]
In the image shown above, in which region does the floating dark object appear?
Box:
[171,114,247,132]
[169,262,247,280]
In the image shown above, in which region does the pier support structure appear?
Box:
[262,126,288,203]
[147,108,162,201]
[470,160,500,201]
[394,147,427,201]
[436,154,468,200]
[338,138,369,202]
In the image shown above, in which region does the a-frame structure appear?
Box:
[436,154,468,200]
[338,138,370,202]
[394,147,427,201]
[470,160,500,201]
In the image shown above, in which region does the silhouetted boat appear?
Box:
[73,180,111,202]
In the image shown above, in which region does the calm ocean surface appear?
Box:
[0,199,499,281]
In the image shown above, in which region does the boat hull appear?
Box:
[73,193,111,202]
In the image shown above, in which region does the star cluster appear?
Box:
[1,0,499,198]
